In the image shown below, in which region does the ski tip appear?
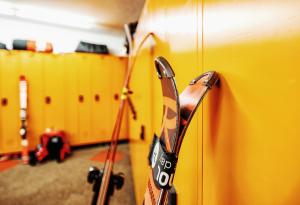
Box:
[205,71,219,88]
[154,57,175,79]
[19,75,26,80]
[190,71,219,88]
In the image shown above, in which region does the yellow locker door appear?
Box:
[129,46,154,142]
[0,51,2,153]
[129,44,157,204]
[64,54,79,145]
[164,1,200,204]
[0,51,20,154]
[111,56,128,140]
[202,1,300,205]
[43,54,65,131]
[129,0,200,203]
[19,52,44,149]
[77,54,92,144]
[90,55,112,142]
[0,51,5,153]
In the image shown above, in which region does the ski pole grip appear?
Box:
[155,57,175,79]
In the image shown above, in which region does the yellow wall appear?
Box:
[202,1,300,205]
[0,52,20,154]
[0,51,128,154]
[130,0,202,204]
[129,0,300,204]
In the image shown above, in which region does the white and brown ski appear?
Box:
[19,75,29,164]
[144,57,219,205]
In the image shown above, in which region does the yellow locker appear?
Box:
[0,51,5,153]
[0,51,2,152]
[129,0,201,204]
[129,43,157,204]
[77,54,92,144]
[129,46,154,142]
[0,51,20,154]
[202,1,300,205]
[43,54,65,130]
[164,1,201,204]
[111,56,128,140]
[197,1,203,202]
[90,54,112,142]
[64,54,79,145]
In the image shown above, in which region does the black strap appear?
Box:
[148,134,178,189]
[127,96,137,120]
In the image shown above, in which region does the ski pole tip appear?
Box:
[154,57,175,79]
[205,71,219,88]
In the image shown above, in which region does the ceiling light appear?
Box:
[0,0,97,30]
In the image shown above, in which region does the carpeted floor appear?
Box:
[0,144,136,205]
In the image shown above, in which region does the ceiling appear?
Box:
[6,0,146,29]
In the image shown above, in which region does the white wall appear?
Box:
[0,15,127,55]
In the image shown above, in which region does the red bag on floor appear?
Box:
[36,129,71,163]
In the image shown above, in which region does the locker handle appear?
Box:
[94,94,100,102]
[1,98,8,106]
[114,94,119,101]
[45,96,51,104]
[140,125,145,141]
[79,95,84,103]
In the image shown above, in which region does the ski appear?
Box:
[19,75,29,164]
[144,57,218,205]
[87,23,155,205]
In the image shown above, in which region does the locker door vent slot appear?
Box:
[79,95,84,103]
[114,94,119,101]
[140,125,145,141]
[45,96,51,104]
[1,98,8,106]
[94,94,100,102]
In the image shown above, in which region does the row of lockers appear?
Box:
[129,0,300,204]
[0,50,128,154]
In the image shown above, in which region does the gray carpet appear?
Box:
[0,144,136,205]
